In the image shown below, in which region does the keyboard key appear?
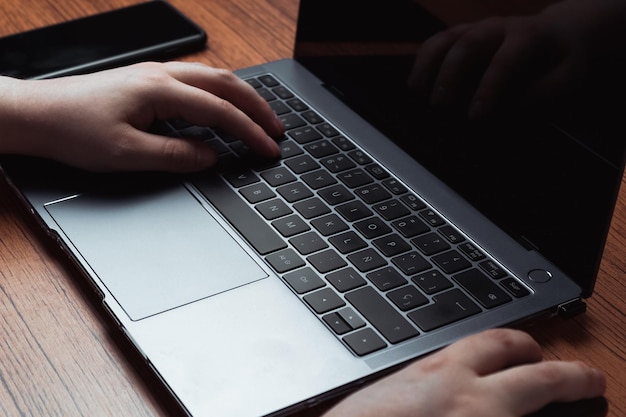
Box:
[337,307,366,329]
[301,169,337,189]
[289,126,323,144]
[261,166,296,186]
[303,288,345,314]
[289,231,328,255]
[347,248,388,272]
[280,113,306,130]
[269,100,291,115]
[258,74,280,87]
[366,266,406,291]
[311,214,349,236]
[500,278,531,298]
[336,200,372,221]
[411,232,451,255]
[387,285,429,311]
[419,209,446,227]
[372,233,412,257]
[458,242,486,261]
[307,249,347,273]
[453,269,512,308]
[257,88,277,101]
[346,286,419,344]
[365,163,389,179]
[323,313,351,335]
[321,154,356,173]
[392,251,431,275]
[343,328,386,356]
[293,197,331,219]
[354,217,392,239]
[355,184,391,204]
[479,259,508,279]
[316,122,340,137]
[400,193,426,211]
[277,181,314,203]
[304,140,339,158]
[265,249,305,273]
[391,215,429,238]
[338,168,373,188]
[272,85,294,99]
[283,267,326,294]
[327,267,367,292]
[332,136,355,151]
[373,199,410,221]
[272,214,310,237]
[240,183,275,204]
[223,169,259,188]
[256,198,292,220]
[318,184,355,205]
[301,110,324,125]
[348,149,372,165]
[408,289,481,331]
[382,178,407,194]
[285,155,320,174]
[328,231,367,254]
[279,140,304,158]
[287,98,308,111]
[438,225,465,244]
[432,250,472,274]
[412,269,453,294]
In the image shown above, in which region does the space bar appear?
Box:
[191,175,287,255]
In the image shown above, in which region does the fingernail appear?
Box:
[267,136,281,157]
[273,114,285,133]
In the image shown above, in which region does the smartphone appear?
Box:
[0,0,207,79]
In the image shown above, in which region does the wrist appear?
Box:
[0,76,54,157]
[0,76,23,154]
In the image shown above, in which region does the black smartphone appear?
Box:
[0,0,207,79]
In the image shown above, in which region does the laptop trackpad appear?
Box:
[45,185,268,321]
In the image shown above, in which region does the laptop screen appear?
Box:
[293,0,626,296]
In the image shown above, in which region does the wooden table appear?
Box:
[0,0,624,416]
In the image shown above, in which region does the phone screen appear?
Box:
[0,0,207,79]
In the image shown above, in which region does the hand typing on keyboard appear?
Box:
[0,61,283,172]
[323,329,606,417]
[0,61,607,417]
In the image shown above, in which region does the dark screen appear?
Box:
[294,0,626,296]
[0,1,206,79]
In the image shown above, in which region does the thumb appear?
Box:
[112,129,218,172]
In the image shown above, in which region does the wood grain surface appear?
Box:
[0,1,624,416]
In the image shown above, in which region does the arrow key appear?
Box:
[303,288,345,314]
[343,328,387,356]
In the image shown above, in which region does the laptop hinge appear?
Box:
[557,299,587,318]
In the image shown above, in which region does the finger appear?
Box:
[409,25,468,95]
[142,67,281,158]
[108,129,218,173]
[485,360,606,416]
[163,62,284,137]
[438,329,543,375]
[429,19,506,108]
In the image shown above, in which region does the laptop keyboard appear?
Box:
[157,73,531,356]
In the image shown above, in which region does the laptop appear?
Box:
[1,0,624,416]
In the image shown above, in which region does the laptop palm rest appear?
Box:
[45,184,268,320]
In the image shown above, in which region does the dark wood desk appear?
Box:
[0,0,624,416]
